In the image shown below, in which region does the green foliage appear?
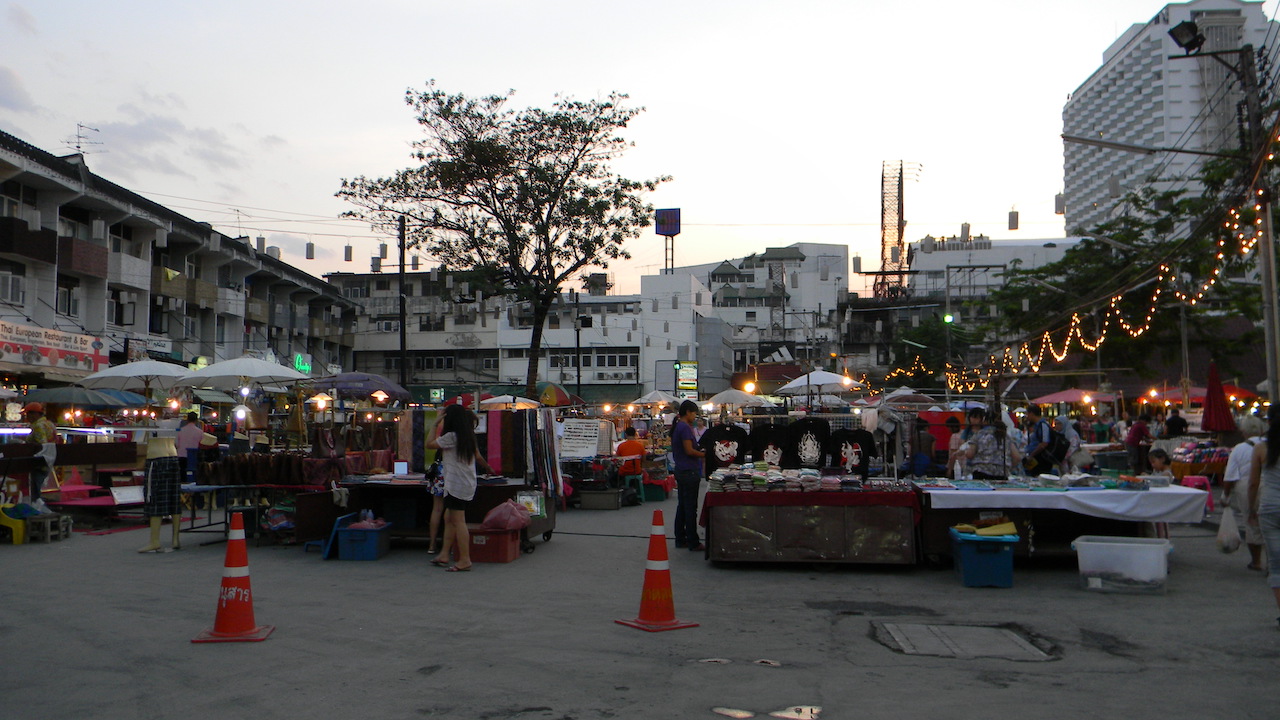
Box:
[979,160,1263,381]
[338,81,669,393]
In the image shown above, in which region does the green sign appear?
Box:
[674,361,698,401]
[293,353,311,374]
[430,388,444,402]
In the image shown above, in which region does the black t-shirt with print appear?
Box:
[783,417,831,469]
[827,428,878,478]
[749,424,789,467]
[699,423,750,477]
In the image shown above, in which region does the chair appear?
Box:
[1180,475,1214,512]
[620,474,645,504]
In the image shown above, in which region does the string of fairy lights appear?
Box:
[920,158,1277,395]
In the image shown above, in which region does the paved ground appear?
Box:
[6,494,1278,719]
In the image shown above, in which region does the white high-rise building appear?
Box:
[1062,0,1277,233]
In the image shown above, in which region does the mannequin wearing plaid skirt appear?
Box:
[139,436,182,553]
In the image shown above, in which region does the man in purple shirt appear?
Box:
[671,400,706,551]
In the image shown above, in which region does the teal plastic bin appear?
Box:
[949,528,1019,588]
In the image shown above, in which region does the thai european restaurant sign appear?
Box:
[0,321,105,373]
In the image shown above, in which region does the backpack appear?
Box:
[1045,428,1072,464]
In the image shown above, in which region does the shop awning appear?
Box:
[192,388,239,405]
[0,360,93,384]
[570,384,644,406]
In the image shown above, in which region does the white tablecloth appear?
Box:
[922,485,1207,524]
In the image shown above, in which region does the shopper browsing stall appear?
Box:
[1246,405,1280,627]
[671,400,706,551]
[966,410,1023,480]
[426,404,493,572]
[1023,405,1055,476]
[1225,414,1267,572]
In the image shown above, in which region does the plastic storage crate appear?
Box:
[336,521,393,561]
[467,524,520,563]
[578,488,623,510]
[949,528,1018,588]
[1072,535,1171,594]
[642,483,668,501]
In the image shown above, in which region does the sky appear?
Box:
[3,0,1270,297]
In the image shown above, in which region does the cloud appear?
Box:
[7,4,37,37]
[260,134,286,149]
[94,104,249,177]
[0,65,36,112]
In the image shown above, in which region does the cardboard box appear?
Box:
[578,488,623,510]
[466,524,520,563]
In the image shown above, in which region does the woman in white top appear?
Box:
[426,404,492,572]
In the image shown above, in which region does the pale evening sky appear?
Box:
[1,0,1256,296]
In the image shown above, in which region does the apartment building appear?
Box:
[1063,0,1277,232]
[0,130,356,385]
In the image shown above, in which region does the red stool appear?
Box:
[1180,475,1214,512]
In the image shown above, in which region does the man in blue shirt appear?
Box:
[671,400,706,551]
[1024,405,1054,476]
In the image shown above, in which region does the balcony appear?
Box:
[108,251,150,290]
[216,287,246,316]
[151,266,189,299]
[0,216,57,264]
[187,278,218,310]
[58,236,109,279]
[245,298,269,323]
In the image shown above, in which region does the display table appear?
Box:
[344,477,555,552]
[701,491,919,565]
[1171,461,1226,482]
[919,486,1207,559]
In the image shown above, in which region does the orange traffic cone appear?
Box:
[616,509,698,632]
[192,511,274,643]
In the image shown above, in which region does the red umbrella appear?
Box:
[1201,362,1237,433]
[444,392,493,409]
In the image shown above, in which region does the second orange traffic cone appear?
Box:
[192,511,274,643]
[616,509,698,632]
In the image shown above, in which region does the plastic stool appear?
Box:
[621,474,645,504]
[1181,475,1214,512]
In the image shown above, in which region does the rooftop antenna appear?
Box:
[64,123,104,154]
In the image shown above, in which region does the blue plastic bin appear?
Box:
[949,528,1019,588]
[336,521,393,561]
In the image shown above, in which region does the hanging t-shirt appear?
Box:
[698,423,750,477]
[750,424,789,467]
[827,428,878,478]
[783,417,831,469]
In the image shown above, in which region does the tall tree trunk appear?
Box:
[524,295,553,399]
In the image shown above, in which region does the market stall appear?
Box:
[918,485,1207,559]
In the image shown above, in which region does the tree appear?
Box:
[980,164,1263,383]
[338,82,668,395]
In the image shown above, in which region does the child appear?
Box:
[1147,447,1174,477]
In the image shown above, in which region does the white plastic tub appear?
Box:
[1071,535,1172,594]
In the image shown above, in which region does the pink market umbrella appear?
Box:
[1031,388,1116,405]
[1201,362,1237,433]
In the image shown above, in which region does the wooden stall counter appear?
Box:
[701,490,919,565]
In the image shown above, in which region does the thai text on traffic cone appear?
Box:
[616,509,698,632]
[192,511,274,643]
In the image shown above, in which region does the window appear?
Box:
[374,319,399,332]
[0,272,24,305]
[216,316,226,344]
[482,357,499,370]
[185,254,201,280]
[375,279,391,291]
[418,314,445,332]
[56,283,80,318]
[746,311,756,321]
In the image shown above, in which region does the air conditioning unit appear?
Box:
[559,371,575,382]
[612,372,624,380]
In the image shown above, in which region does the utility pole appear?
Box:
[398,215,408,390]
[573,290,583,399]
[1239,45,1280,405]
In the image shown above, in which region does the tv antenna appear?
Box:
[64,123,105,155]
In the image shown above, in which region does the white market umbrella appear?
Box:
[179,356,308,391]
[777,370,863,395]
[707,388,775,407]
[479,394,541,410]
[813,394,849,407]
[631,389,680,405]
[80,359,188,394]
